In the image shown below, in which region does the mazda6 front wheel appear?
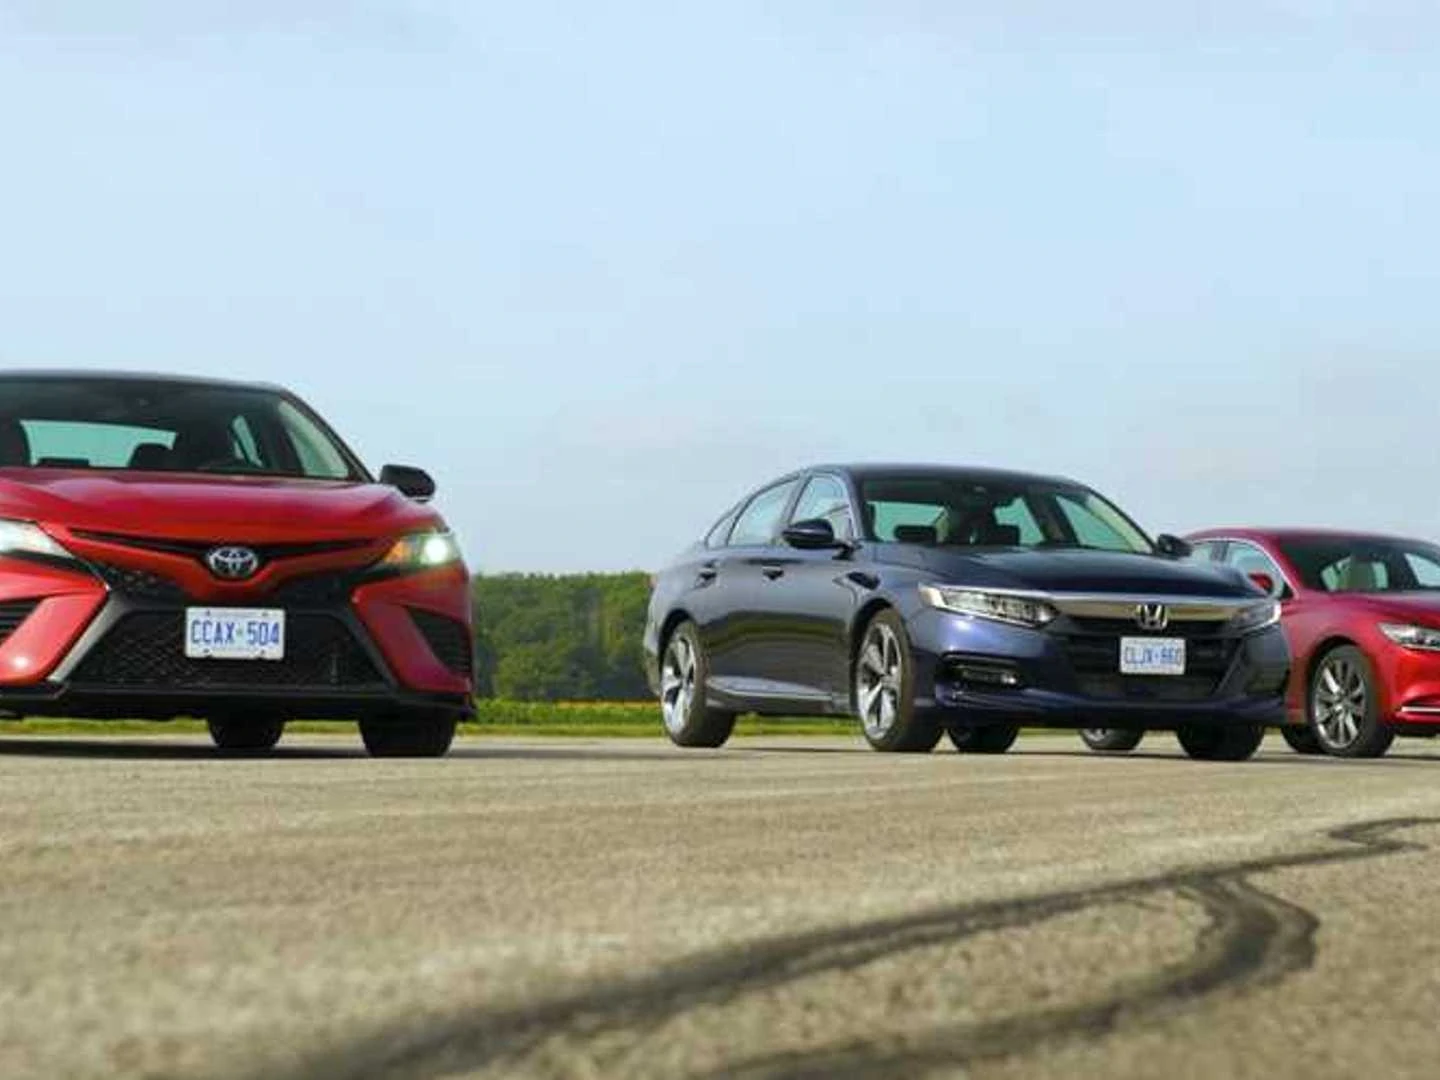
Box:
[1309,646,1394,758]
[855,609,940,753]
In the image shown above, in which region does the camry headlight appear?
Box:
[0,519,73,561]
[920,585,1057,628]
[1228,601,1281,635]
[1380,623,1440,651]
[379,530,463,571]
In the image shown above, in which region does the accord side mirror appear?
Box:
[1156,533,1193,559]
[783,518,844,551]
[379,464,436,501]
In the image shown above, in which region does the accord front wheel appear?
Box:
[948,723,1019,754]
[659,621,736,748]
[1309,646,1394,758]
[1079,728,1144,753]
[855,609,940,753]
[1176,723,1265,762]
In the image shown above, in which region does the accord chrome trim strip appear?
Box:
[922,586,1262,622]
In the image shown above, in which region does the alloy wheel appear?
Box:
[856,622,904,740]
[1313,654,1367,751]
[660,634,697,735]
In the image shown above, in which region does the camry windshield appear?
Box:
[858,475,1153,554]
[0,378,365,481]
[1279,537,1440,593]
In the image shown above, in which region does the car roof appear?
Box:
[0,369,287,394]
[808,462,1085,488]
[1189,526,1434,545]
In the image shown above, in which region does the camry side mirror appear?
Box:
[379,464,436,501]
[1155,534,1193,559]
[783,518,843,551]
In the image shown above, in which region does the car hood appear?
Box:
[872,545,1256,597]
[0,468,439,541]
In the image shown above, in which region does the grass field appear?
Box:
[0,699,859,738]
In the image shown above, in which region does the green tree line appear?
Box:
[470,572,652,700]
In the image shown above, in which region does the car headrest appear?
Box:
[128,443,173,470]
[170,428,233,468]
[894,524,939,546]
[1340,559,1380,592]
[0,418,30,467]
[978,523,1021,546]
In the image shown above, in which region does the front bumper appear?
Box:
[0,555,474,721]
[906,608,1290,730]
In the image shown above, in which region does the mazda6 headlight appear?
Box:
[919,585,1057,628]
[0,519,73,561]
[379,530,463,571]
[1380,623,1440,651]
[1227,600,1281,635]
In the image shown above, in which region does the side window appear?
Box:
[1406,553,1440,588]
[728,481,800,547]
[1189,541,1222,563]
[229,416,264,468]
[1222,542,1286,595]
[1322,556,1389,593]
[1052,492,1134,550]
[790,476,855,539]
[704,506,741,549]
[276,400,353,480]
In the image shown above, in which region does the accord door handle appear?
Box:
[761,565,785,581]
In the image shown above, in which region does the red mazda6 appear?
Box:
[0,372,473,756]
[1186,528,1440,758]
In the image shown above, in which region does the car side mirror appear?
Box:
[1248,572,1276,595]
[379,464,436,501]
[783,518,843,551]
[1155,533,1193,558]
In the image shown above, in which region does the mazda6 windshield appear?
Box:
[0,376,366,481]
[1278,535,1440,593]
[858,474,1153,554]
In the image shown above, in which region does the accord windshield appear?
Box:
[0,377,367,481]
[858,475,1153,554]
[1278,536,1440,593]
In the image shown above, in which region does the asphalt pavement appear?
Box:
[4,731,1440,1079]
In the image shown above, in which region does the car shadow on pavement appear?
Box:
[448,744,742,763]
[0,738,359,760]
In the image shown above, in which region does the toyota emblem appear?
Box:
[206,545,261,581]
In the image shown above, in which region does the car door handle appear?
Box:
[761,565,785,581]
[697,562,719,584]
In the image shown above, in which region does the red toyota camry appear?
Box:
[0,371,473,756]
[1186,528,1440,758]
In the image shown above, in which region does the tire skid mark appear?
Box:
[259,817,1439,1080]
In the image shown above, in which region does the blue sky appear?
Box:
[2,3,1438,572]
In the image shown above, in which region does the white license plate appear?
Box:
[1120,637,1185,676]
[184,608,286,661]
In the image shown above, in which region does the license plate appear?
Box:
[1120,637,1185,676]
[185,608,286,661]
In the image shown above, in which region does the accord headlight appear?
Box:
[1228,600,1281,635]
[1380,623,1440,651]
[0,519,73,561]
[379,530,463,571]
[919,585,1057,628]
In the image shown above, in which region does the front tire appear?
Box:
[1176,723,1265,762]
[659,621,736,748]
[359,714,457,758]
[1079,728,1144,753]
[855,609,941,753]
[207,715,284,753]
[948,723,1019,754]
[1280,725,1324,755]
[1309,646,1394,758]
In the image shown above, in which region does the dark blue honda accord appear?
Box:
[644,464,1290,760]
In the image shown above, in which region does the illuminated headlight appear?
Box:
[1380,623,1440,651]
[380,530,463,571]
[1228,601,1281,635]
[920,585,1057,628]
[0,519,73,561]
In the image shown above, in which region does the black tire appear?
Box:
[854,609,941,753]
[1308,645,1394,759]
[1176,723,1266,762]
[658,621,737,748]
[948,723,1020,754]
[359,714,457,758]
[1279,725,1324,755]
[1079,728,1145,753]
[207,715,284,754]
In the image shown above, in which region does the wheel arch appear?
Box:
[1306,635,1362,695]
[657,608,694,660]
[847,599,895,703]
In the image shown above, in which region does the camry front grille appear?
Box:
[91,563,190,603]
[70,613,385,689]
[0,600,39,647]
